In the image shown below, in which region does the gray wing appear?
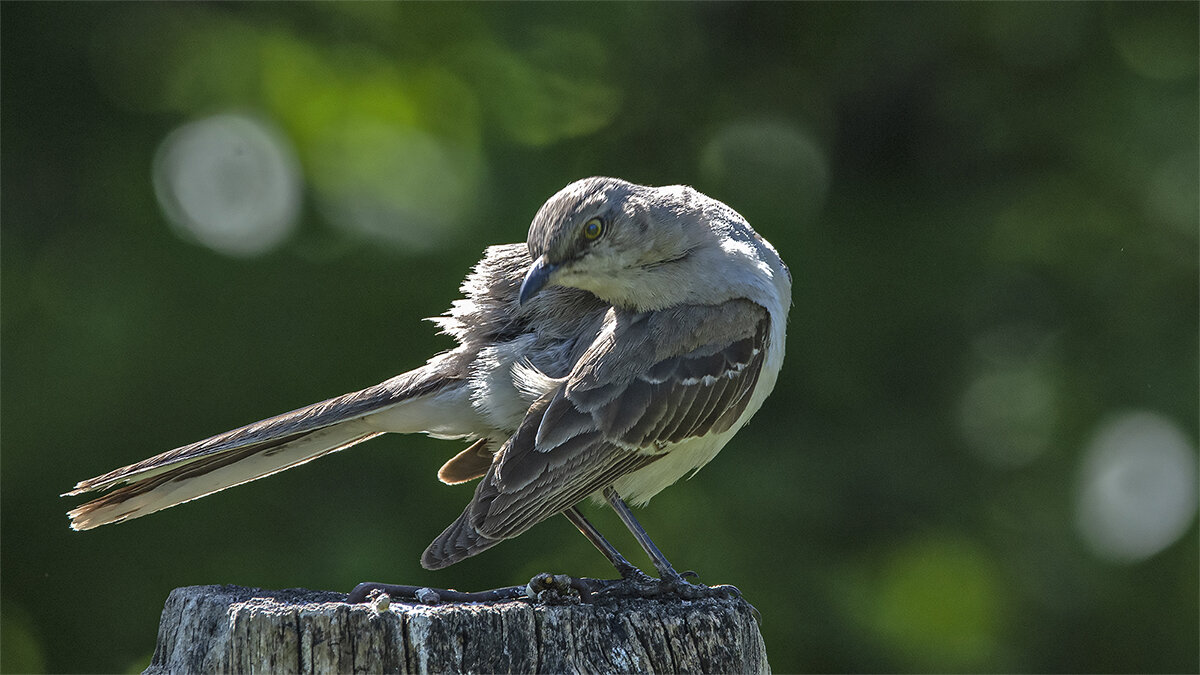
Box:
[422,299,770,569]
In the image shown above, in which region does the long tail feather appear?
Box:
[67,423,381,530]
[65,361,454,530]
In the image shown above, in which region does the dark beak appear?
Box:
[519,256,558,306]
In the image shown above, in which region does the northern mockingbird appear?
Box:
[66,176,791,591]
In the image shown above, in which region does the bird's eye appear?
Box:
[582,217,604,241]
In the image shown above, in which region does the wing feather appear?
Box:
[422,299,771,569]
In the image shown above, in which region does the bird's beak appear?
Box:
[519,256,559,306]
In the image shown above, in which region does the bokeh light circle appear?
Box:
[153,112,302,257]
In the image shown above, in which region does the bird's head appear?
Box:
[520,176,718,310]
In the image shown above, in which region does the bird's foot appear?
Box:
[525,569,744,604]
[654,568,744,601]
[348,572,748,609]
[524,572,602,604]
[653,570,759,621]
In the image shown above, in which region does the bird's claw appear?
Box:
[526,570,745,603]
[350,572,749,608]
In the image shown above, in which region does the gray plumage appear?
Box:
[65,176,792,572]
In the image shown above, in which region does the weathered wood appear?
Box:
[145,584,770,674]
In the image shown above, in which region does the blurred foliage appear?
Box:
[2,3,1197,673]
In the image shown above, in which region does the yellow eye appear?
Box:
[583,217,604,241]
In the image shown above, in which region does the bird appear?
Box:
[65,176,791,586]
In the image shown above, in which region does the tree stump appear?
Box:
[144,584,770,674]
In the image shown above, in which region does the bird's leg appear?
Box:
[603,486,687,584]
[525,506,657,603]
[352,496,739,607]
[562,506,652,582]
[601,487,744,601]
[352,504,660,606]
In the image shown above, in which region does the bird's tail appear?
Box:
[65,362,453,531]
[65,423,384,530]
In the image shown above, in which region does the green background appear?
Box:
[2,3,1197,673]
